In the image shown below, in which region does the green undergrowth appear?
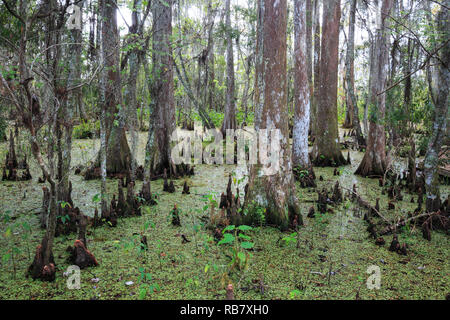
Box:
[0,133,448,300]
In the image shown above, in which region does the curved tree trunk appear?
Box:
[312,0,346,167]
[355,0,393,177]
[244,0,302,231]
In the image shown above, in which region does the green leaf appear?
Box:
[222,225,236,233]
[240,241,254,249]
[237,225,253,231]
[2,253,11,264]
[237,251,245,262]
[139,287,147,300]
[290,289,302,298]
[218,233,234,245]
[92,193,101,203]
[238,233,251,240]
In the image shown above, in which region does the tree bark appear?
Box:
[152,0,176,175]
[355,0,393,177]
[244,0,302,231]
[292,0,311,170]
[123,0,146,183]
[312,0,346,167]
[311,0,321,140]
[404,38,416,189]
[345,0,365,147]
[221,0,237,134]
[204,0,217,111]
[306,0,313,134]
[101,0,132,176]
[424,0,449,212]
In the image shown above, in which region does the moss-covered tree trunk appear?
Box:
[423,0,449,212]
[244,0,302,231]
[311,0,346,167]
[355,0,393,177]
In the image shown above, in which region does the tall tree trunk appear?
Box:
[124,0,145,183]
[88,0,96,63]
[362,1,376,138]
[244,0,302,231]
[404,38,416,189]
[306,0,313,134]
[152,0,176,175]
[141,58,156,201]
[355,0,393,177]
[311,0,321,140]
[101,0,132,176]
[423,0,449,212]
[221,0,237,134]
[204,0,217,111]
[15,0,61,281]
[98,0,109,213]
[345,0,365,147]
[343,16,353,130]
[57,1,83,209]
[292,0,311,170]
[241,54,253,125]
[387,0,402,149]
[312,0,346,167]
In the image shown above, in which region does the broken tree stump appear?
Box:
[67,240,98,269]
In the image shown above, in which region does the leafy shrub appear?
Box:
[218,225,254,271]
[190,110,224,128]
[236,110,254,126]
[73,120,99,139]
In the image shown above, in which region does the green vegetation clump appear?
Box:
[73,120,99,139]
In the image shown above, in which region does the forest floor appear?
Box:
[0,129,448,300]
